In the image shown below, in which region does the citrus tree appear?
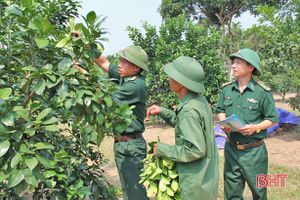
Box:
[0,0,132,199]
[127,16,227,108]
[245,1,300,103]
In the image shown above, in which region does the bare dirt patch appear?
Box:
[266,131,300,168]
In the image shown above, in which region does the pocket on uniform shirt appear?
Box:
[242,101,259,111]
[224,97,233,107]
[242,102,260,122]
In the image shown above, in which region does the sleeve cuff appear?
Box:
[265,117,279,123]
[156,143,170,157]
[158,107,170,118]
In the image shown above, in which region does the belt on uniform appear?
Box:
[229,139,264,150]
[114,133,142,142]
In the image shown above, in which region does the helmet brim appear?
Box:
[230,53,261,76]
[163,63,205,93]
[117,50,149,72]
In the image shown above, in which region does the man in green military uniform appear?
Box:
[95,46,149,200]
[147,56,219,200]
[216,48,279,200]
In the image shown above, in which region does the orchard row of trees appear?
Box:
[124,0,300,111]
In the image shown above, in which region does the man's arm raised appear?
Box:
[94,54,110,73]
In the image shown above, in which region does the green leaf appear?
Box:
[24,129,35,137]
[87,11,97,24]
[36,108,52,122]
[8,170,24,188]
[56,38,70,48]
[45,74,56,83]
[0,172,7,182]
[0,88,12,99]
[45,178,56,188]
[24,174,38,187]
[25,157,38,170]
[159,179,167,192]
[166,187,174,197]
[21,0,33,8]
[11,153,22,168]
[33,79,46,95]
[0,65,5,69]
[147,183,158,197]
[57,82,68,100]
[69,78,79,85]
[14,106,31,122]
[32,17,55,34]
[171,180,179,192]
[58,57,72,74]
[1,114,15,127]
[83,90,94,96]
[22,66,37,71]
[75,23,90,38]
[69,18,75,30]
[64,99,72,109]
[36,155,50,167]
[168,169,178,179]
[79,186,92,196]
[82,131,91,146]
[11,131,23,142]
[0,140,10,157]
[6,5,22,16]
[14,180,28,196]
[0,99,7,114]
[43,125,59,132]
[84,97,92,107]
[42,117,58,125]
[20,144,32,154]
[104,96,113,107]
[34,38,49,48]
[43,170,57,178]
[86,48,101,60]
[33,142,54,150]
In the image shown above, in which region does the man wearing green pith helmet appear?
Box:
[147,56,219,200]
[95,46,149,200]
[216,48,279,200]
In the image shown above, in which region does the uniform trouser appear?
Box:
[224,142,268,200]
[114,137,149,200]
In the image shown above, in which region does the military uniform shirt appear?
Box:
[216,78,279,144]
[109,64,146,134]
[157,92,219,200]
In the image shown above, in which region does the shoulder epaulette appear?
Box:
[130,76,137,81]
[257,81,271,91]
[222,81,234,87]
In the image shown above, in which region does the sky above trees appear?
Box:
[78,0,257,55]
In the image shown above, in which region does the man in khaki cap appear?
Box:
[216,48,279,200]
[95,45,149,200]
[147,56,219,200]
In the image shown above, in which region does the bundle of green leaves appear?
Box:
[140,153,181,200]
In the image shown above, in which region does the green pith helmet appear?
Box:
[117,45,149,72]
[163,56,205,93]
[229,48,261,76]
